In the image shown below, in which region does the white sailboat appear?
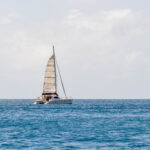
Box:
[34,46,72,104]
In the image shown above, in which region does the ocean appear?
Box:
[0,99,150,150]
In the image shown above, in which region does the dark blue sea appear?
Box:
[0,99,150,150]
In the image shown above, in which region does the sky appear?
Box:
[0,0,150,99]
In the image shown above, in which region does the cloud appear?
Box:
[0,8,150,98]
[59,9,150,98]
[62,9,150,71]
[0,13,19,25]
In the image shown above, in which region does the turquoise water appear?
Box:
[0,99,150,150]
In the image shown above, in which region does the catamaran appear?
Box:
[34,46,72,104]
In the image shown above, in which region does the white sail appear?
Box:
[43,54,56,94]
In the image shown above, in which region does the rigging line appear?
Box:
[56,59,68,99]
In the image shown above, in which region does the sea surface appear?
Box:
[0,99,150,150]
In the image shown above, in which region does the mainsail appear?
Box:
[43,47,57,94]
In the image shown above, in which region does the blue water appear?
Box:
[0,99,150,150]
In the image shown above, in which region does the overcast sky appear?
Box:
[0,0,150,99]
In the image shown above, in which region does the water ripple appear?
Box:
[0,99,150,149]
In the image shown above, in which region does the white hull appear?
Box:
[45,99,72,104]
[34,100,44,104]
[34,99,72,104]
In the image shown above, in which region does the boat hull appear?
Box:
[34,99,72,104]
[45,99,72,104]
[34,100,44,104]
